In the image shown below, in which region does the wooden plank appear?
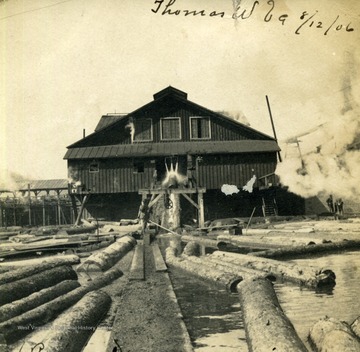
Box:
[139,188,206,195]
[181,193,199,209]
[129,244,144,280]
[152,243,167,272]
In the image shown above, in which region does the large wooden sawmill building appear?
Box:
[64,87,295,225]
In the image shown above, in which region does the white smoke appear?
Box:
[67,166,81,185]
[125,119,135,143]
[0,168,31,192]
[162,161,187,188]
[276,53,360,202]
[221,184,240,195]
[243,175,257,193]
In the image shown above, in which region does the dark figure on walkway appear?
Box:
[326,195,334,213]
[337,198,344,215]
[138,198,151,236]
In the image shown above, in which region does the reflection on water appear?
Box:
[164,234,359,352]
[274,251,360,349]
[169,268,247,351]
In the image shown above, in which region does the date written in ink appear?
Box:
[295,10,354,35]
[151,0,355,36]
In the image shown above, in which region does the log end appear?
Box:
[316,269,336,287]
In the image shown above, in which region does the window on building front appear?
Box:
[160,117,181,140]
[89,162,99,173]
[133,161,144,173]
[190,116,211,139]
[134,118,153,141]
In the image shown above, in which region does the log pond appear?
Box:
[168,251,360,351]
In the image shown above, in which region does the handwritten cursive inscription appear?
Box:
[151,0,355,36]
[151,0,225,18]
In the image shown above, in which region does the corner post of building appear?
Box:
[56,190,62,225]
[28,183,32,226]
[197,191,205,228]
[42,197,46,226]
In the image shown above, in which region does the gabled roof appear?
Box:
[94,114,127,132]
[64,140,280,160]
[67,86,276,149]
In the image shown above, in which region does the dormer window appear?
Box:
[134,118,153,142]
[190,116,211,140]
[160,117,181,140]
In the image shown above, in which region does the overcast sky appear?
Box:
[1,0,359,183]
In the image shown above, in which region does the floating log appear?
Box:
[216,234,324,251]
[309,316,360,352]
[210,251,335,288]
[20,291,111,352]
[0,280,80,323]
[237,277,308,352]
[181,235,218,249]
[183,254,276,283]
[251,240,360,259]
[197,255,276,282]
[0,265,78,305]
[0,266,123,343]
[165,247,242,292]
[351,316,360,339]
[76,235,136,272]
[182,241,201,256]
[0,255,80,285]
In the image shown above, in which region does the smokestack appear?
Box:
[83,129,86,139]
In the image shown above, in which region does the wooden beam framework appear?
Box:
[139,188,206,227]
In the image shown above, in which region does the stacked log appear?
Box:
[0,255,80,285]
[0,280,80,322]
[165,247,242,292]
[252,240,360,259]
[20,290,111,352]
[351,316,360,339]
[210,251,335,288]
[77,235,136,272]
[237,277,308,352]
[309,316,360,351]
[0,267,123,343]
[0,265,78,305]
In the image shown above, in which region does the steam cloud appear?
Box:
[276,52,360,202]
[126,119,135,143]
[0,169,32,192]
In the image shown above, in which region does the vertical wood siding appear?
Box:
[68,152,277,194]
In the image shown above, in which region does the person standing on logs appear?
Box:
[337,198,344,215]
[326,195,334,213]
[138,198,151,237]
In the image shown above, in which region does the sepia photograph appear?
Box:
[1,0,359,351]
